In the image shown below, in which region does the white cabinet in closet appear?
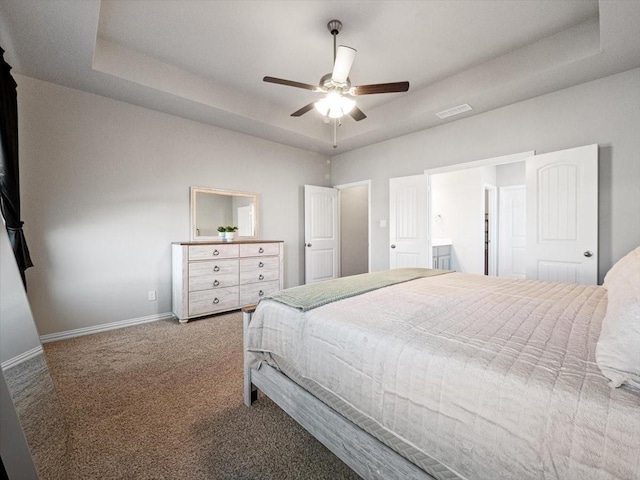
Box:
[172,241,283,323]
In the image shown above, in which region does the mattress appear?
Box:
[247,272,640,480]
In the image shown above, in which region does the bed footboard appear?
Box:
[241,305,436,480]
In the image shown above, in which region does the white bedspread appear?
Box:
[247,273,640,480]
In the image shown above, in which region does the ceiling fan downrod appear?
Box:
[328,20,343,149]
[327,20,342,62]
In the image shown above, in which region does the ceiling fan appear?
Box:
[263,20,410,148]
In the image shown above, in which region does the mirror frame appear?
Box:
[190,186,259,241]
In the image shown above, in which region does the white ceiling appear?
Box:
[1,1,639,155]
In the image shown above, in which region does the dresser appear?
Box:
[172,240,284,323]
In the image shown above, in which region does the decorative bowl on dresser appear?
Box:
[172,240,284,323]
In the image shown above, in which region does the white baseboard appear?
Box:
[1,346,44,371]
[39,312,175,344]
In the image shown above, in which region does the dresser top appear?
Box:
[172,240,283,246]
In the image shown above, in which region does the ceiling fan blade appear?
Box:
[354,81,410,95]
[291,102,316,117]
[263,76,318,91]
[349,106,367,121]
[332,46,357,84]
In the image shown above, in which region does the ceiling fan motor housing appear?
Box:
[319,73,350,91]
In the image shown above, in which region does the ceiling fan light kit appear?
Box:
[314,91,356,118]
[263,19,410,147]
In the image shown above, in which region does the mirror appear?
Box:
[190,186,259,241]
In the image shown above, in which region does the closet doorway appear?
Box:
[483,185,497,276]
[336,181,370,277]
[303,182,370,284]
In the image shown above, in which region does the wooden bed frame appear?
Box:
[242,306,437,480]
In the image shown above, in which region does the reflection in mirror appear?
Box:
[190,187,259,241]
[1,225,73,478]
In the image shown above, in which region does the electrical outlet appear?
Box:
[148,290,156,301]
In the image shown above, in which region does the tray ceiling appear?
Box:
[1,0,639,155]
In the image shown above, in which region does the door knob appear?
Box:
[390,244,396,249]
[583,251,593,257]
[306,243,312,247]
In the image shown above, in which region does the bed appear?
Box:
[243,251,640,480]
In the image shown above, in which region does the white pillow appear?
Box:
[596,246,640,388]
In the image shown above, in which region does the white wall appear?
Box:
[17,75,330,335]
[332,68,640,282]
[496,161,525,187]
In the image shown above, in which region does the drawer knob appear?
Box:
[213,265,220,272]
[213,298,219,304]
[212,249,219,256]
[258,262,264,268]
[258,247,264,253]
[258,274,264,280]
[213,280,220,287]
[259,290,264,297]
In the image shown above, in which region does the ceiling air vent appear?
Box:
[436,103,473,119]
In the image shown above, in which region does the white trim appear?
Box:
[1,346,44,371]
[334,180,372,273]
[425,151,535,176]
[39,312,174,344]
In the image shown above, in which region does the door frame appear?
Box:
[334,180,371,274]
[483,183,498,276]
[424,151,535,268]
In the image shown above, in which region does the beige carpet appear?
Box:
[43,312,360,479]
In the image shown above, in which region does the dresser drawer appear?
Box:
[240,281,280,306]
[188,259,239,292]
[188,286,239,317]
[240,268,279,285]
[189,244,239,261]
[240,255,279,272]
[239,243,280,257]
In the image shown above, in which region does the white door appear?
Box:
[237,205,253,237]
[499,185,526,279]
[304,185,339,284]
[526,144,598,284]
[389,175,428,268]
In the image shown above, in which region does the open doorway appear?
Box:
[484,185,497,276]
[426,151,532,276]
[336,181,370,277]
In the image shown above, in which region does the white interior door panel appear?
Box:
[389,175,428,268]
[526,144,598,284]
[304,185,339,284]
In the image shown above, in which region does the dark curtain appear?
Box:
[0,46,33,287]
